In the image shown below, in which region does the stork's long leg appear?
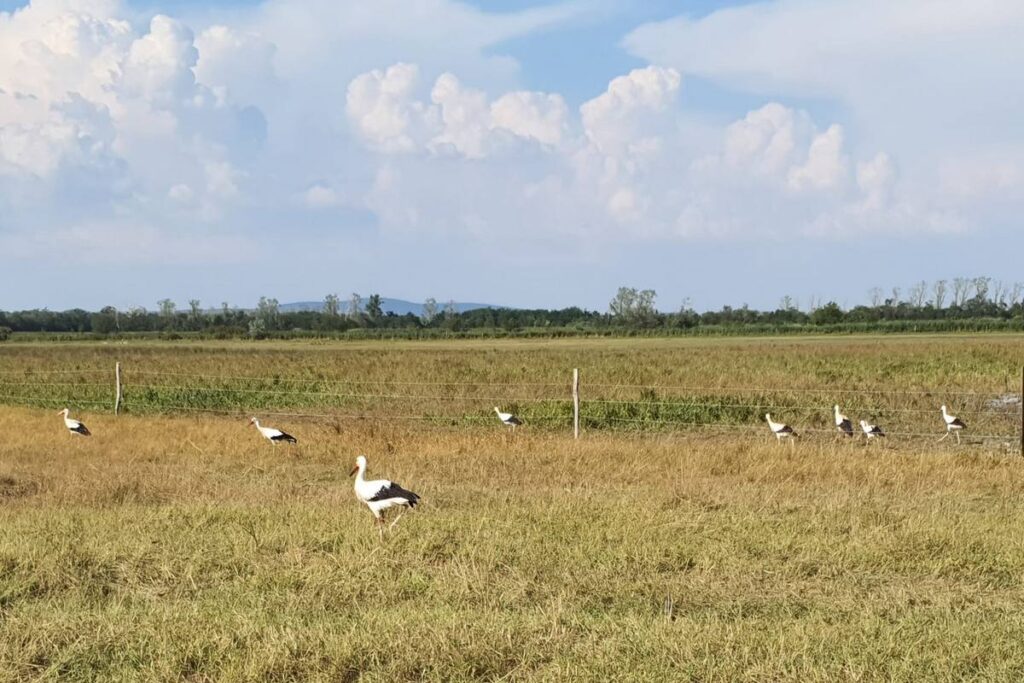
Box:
[938,431,949,442]
[955,431,961,445]
[388,509,407,532]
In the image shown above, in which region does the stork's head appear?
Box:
[860,420,869,428]
[941,404,948,413]
[349,455,367,477]
[248,417,258,426]
[56,408,68,416]
[833,404,840,413]
[764,413,771,421]
[493,406,500,413]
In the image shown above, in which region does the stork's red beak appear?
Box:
[349,465,359,477]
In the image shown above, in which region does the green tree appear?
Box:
[366,294,384,323]
[609,287,658,327]
[188,299,203,329]
[255,297,280,330]
[92,306,120,334]
[324,293,340,316]
[810,301,844,325]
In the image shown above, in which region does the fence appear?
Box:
[0,364,1022,451]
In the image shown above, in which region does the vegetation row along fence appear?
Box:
[0,364,1021,451]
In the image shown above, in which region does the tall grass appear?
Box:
[0,406,1023,680]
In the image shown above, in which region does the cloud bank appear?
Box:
[0,0,1019,287]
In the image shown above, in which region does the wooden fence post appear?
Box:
[1020,366,1023,456]
[115,362,122,415]
[573,368,580,440]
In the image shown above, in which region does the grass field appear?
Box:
[1,336,1023,680]
[2,335,1022,442]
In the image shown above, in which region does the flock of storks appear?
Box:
[56,405,525,536]
[765,404,967,444]
[54,401,967,535]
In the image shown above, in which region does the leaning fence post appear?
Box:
[115,362,122,415]
[573,368,580,440]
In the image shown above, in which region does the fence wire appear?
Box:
[0,366,1020,449]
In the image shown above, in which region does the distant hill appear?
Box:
[279,297,505,316]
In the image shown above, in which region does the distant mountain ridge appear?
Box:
[279,297,504,316]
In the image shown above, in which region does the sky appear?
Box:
[1,0,1022,312]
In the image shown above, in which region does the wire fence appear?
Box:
[0,365,1020,449]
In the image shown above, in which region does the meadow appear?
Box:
[0,335,1023,680]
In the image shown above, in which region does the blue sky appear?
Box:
[1,0,1022,312]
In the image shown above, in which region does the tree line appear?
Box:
[1,278,1022,340]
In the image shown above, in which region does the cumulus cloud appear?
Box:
[345,66,570,158]
[345,63,432,153]
[429,73,491,158]
[121,15,198,104]
[723,103,808,175]
[347,60,900,240]
[787,124,847,192]
[579,65,680,158]
[1,0,1013,286]
[490,91,567,147]
[623,0,1024,181]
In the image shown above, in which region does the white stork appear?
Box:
[248,417,297,444]
[57,408,91,436]
[493,406,522,432]
[764,413,796,442]
[833,404,854,437]
[350,455,420,537]
[860,419,885,439]
[939,405,966,444]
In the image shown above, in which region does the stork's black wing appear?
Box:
[370,482,420,506]
[270,431,297,443]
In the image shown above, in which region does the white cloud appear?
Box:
[723,103,807,175]
[121,15,198,104]
[490,91,567,147]
[345,63,432,153]
[623,0,1024,167]
[856,152,895,209]
[787,124,847,192]
[303,183,339,208]
[194,25,276,106]
[349,65,898,241]
[1,0,1016,297]
[429,72,490,158]
[579,65,680,158]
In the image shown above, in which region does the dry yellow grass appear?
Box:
[1,404,1024,681]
